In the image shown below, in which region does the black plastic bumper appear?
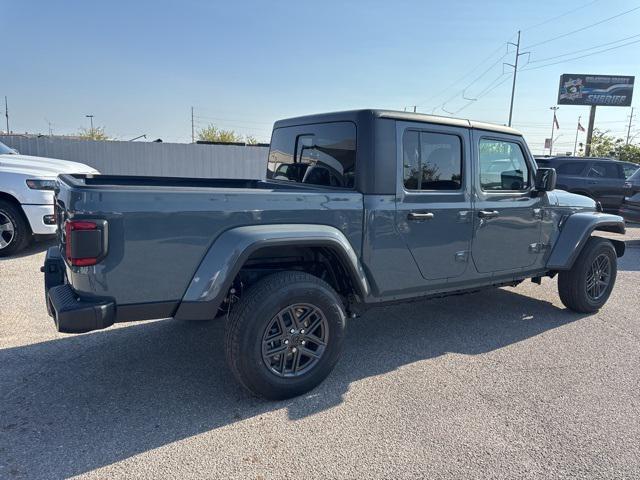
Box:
[42,246,115,333]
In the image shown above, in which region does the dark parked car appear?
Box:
[44,110,626,399]
[535,156,639,213]
[621,167,640,223]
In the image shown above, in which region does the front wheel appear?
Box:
[224,271,346,400]
[558,237,617,313]
[0,200,32,257]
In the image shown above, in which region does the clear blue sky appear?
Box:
[3,0,639,153]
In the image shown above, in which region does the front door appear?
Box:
[395,122,473,281]
[471,132,543,273]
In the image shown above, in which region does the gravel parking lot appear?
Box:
[1,232,640,480]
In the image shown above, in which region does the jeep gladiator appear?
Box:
[43,109,626,399]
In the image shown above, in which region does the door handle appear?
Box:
[477,210,499,219]
[408,212,434,221]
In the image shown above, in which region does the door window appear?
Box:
[403,131,462,191]
[623,164,638,179]
[588,163,620,179]
[557,162,585,175]
[479,139,530,191]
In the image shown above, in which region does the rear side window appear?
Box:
[588,163,621,179]
[268,122,356,188]
[403,130,462,190]
[557,162,585,175]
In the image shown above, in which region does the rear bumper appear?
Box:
[42,247,115,333]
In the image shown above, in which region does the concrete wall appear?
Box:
[0,136,268,179]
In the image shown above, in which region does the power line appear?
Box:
[194,114,272,126]
[411,38,512,109]
[433,51,511,113]
[452,73,513,115]
[522,0,601,31]
[523,5,640,49]
[521,38,640,71]
[528,32,640,64]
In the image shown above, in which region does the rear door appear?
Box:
[586,162,625,210]
[470,132,543,273]
[395,122,473,281]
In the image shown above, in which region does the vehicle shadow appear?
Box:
[617,244,640,271]
[0,288,585,479]
[0,238,55,261]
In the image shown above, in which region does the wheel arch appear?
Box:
[546,212,625,270]
[0,191,24,211]
[174,224,370,321]
[0,192,32,232]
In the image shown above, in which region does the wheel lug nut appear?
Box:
[291,347,297,353]
[301,340,305,345]
[290,329,295,334]
[300,329,305,334]
[284,339,289,345]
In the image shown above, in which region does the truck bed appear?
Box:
[59,174,321,191]
[55,174,364,313]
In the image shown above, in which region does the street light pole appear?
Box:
[86,114,94,131]
[4,96,9,134]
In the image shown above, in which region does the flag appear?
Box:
[553,114,560,129]
[578,121,585,132]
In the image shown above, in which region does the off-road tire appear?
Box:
[0,200,31,257]
[225,271,346,400]
[558,237,617,313]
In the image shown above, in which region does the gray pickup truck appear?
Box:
[43,109,626,399]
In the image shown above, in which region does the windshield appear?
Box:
[0,141,16,155]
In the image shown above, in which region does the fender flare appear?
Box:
[546,212,625,270]
[174,224,370,321]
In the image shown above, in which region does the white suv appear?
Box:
[0,141,99,256]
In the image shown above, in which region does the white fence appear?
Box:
[0,135,269,179]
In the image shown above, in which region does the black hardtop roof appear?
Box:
[273,109,521,136]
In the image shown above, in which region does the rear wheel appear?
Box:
[558,237,617,313]
[225,271,346,400]
[0,200,31,257]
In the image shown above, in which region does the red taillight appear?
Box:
[65,220,98,266]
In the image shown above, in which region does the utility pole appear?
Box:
[584,105,597,156]
[4,96,9,134]
[191,106,195,143]
[627,107,635,145]
[85,114,94,131]
[506,31,529,127]
[549,106,559,156]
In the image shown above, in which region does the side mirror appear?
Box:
[535,167,556,192]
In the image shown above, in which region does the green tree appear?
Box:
[590,129,640,163]
[245,135,259,145]
[78,126,109,141]
[197,124,244,143]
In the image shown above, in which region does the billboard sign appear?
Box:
[557,74,634,106]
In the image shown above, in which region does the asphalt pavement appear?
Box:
[1,234,639,479]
